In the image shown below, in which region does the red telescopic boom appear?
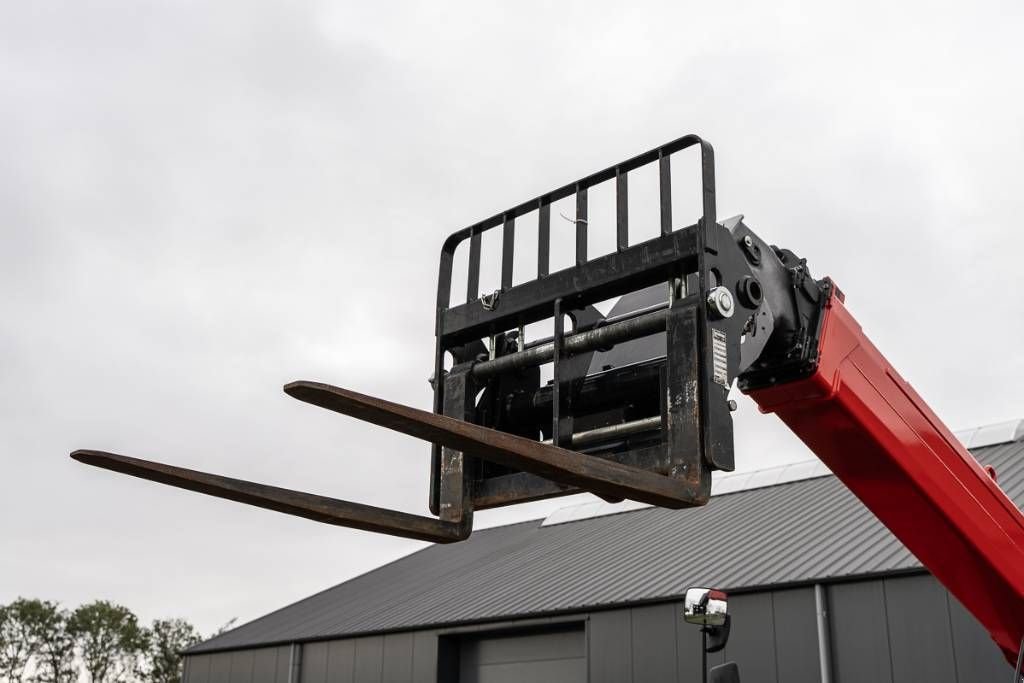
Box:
[746,289,1024,663]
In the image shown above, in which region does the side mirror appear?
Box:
[684,587,729,626]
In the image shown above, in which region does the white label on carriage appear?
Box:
[711,329,729,387]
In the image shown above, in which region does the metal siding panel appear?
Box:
[770,587,818,683]
[251,647,279,683]
[186,654,212,683]
[884,574,957,683]
[722,592,776,683]
[411,631,438,683]
[275,646,293,683]
[327,640,356,683]
[209,652,233,682]
[630,603,677,683]
[301,642,329,683]
[946,588,1013,682]
[229,649,255,683]
[828,580,893,683]
[354,636,384,683]
[382,633,414,683]
[589,609,633,683]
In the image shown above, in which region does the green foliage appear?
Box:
[67,601,148,683]
[0,598,73,682]
[0,599,44,681]
[31,601,76,683]
[144,619,201,683]
[0,598,206,683]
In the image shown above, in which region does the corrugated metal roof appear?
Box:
[541,459,832,527]
[189,437,1024,654]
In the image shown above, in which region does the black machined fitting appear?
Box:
[737,276,764,308]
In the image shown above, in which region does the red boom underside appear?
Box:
[746,290,1024,663]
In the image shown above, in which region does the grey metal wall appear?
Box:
[587,586,820,682]
[183,574,1011,683]
[184,644,293,683]
[827,574,1010,683]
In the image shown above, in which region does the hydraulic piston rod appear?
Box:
[472,304,678,379]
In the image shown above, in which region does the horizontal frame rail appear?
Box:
[441,228,698,343]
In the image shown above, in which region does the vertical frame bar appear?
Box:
[659,152,672,236]
[663,299,711,501]
[538,202,550,277]
[430,237,459,515]
[699,142,718,252]
[429,310,445,515]
[699,142,717,229]
[575,186,588,266]
[552,299,574,447]
[501,214,515,289]
[466,230,481,303]
[439,365,475,533]
[616,168,628,251]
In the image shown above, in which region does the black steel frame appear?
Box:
[429,134,747,522]
[72,133,759,546]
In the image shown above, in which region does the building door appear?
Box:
[459,626,586,683]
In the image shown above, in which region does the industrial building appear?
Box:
[181,420,1024,683]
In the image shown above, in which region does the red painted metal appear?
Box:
[746,289,1024,663]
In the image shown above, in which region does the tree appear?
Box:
[67,601,146,683]
[0,598,52,682]
[1,602,29,682]
[0,603,25,682]
[143,619,201,683]
[0,598,207,683]
[32,601,76,683]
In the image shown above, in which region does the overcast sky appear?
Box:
[3,0,1023,637]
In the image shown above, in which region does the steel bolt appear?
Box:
[743,235,753,247]
[727,399,738,411]
[707,286,735,319]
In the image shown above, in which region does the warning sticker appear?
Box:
[711,328,729,387]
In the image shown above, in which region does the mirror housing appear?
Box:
[684,587,729,626]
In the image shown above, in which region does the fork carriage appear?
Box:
[428,135,751,524]
[74,134,796,543]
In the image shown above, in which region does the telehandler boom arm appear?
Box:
[747,287,1024,663]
